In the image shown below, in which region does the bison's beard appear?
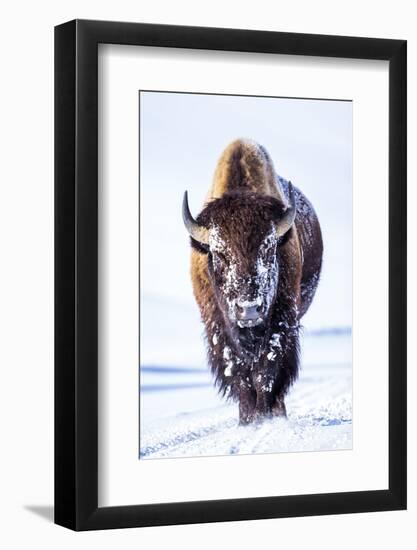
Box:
[235,323,267,361]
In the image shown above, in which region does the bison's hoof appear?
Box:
[272,400,287,418]
[239,415,254,426]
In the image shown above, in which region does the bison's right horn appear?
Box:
[182,191,210,245]
[276,181,296,238]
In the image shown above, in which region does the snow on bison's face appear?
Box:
[182,187,296,333]
[208,221,279,329]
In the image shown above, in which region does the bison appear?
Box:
[182,139,323,424]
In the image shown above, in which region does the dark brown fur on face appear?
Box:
[186,139,323,424]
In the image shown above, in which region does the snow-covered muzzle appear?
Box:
[208,224,279,333]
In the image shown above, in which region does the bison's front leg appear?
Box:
[238,383,256,425]
[253,372,275,421]
[272,396,287,418]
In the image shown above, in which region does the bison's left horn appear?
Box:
[276,181,296,238]
[182,191,210,245]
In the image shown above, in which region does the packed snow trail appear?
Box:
[139,332,352,460]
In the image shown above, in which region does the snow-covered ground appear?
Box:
[139,330,352,459]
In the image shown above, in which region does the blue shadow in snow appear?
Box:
[141,382,211,393]
[314,417,352,426]
[141,365,206,374]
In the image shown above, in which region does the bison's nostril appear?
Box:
[236,304,261,321]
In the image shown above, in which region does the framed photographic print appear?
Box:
[55,20,407,530]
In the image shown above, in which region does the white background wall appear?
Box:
[0,1,414,548]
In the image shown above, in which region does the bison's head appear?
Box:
[183,187,296,336]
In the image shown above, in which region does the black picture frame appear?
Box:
[55,19,407,531]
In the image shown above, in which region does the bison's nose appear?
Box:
[235,301,262,324]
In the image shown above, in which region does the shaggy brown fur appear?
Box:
[187,139,323,424]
